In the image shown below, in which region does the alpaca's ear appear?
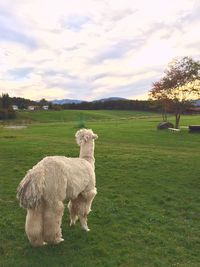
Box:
[92,134,98,140]
[75,130,84,145]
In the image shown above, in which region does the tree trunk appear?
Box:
[175,113,181,129]
[174,101,182,129]
[162,104,168,122]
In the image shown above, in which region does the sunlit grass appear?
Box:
[0,111,200,267]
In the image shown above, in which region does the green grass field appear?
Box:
[0,110,200,267]
[14,109,159,123]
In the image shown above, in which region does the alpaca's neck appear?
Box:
[79,142,95,169]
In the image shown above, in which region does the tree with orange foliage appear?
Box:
[149,57,200,128]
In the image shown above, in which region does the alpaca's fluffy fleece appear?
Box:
[18,156,95,208]
[17,129,97,247]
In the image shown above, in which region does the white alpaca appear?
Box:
[17,129,98,247]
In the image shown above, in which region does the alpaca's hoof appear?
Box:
[82,227,90,232]
[55,238,64,244]
[31,241,47,247]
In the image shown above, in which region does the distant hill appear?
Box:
[52,97,127,105]
[93,97,127,102]
[52,99,83,105]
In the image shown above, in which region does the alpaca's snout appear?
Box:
[93,134,98,140]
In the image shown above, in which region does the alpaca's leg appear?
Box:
[68,200,78,226]
[82,188,97,214]
[68,197,89,231]
[79,214,90,231]
[79,188,97,231]
[43,201,64,244]
[68,188,96,231]
[72,188,96,231]
[25,205,45,247]
[68,196,88,230]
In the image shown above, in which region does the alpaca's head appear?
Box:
[75,129,98,146]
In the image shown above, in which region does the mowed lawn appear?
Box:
[0,110,200,267]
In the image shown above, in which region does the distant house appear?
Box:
[28,106,35,111]
[42,105,49,110]
[12,105,18,110]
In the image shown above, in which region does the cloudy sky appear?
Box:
[0,0,199,101]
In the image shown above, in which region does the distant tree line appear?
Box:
[1,88,199,121]
[59,99,199,113]
[59,99,199,114]
[0,93,163,120]
[10,96,37,109]
[0,94,51,120]
[61,99,157,111]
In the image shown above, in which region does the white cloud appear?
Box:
[0,0,199,100]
